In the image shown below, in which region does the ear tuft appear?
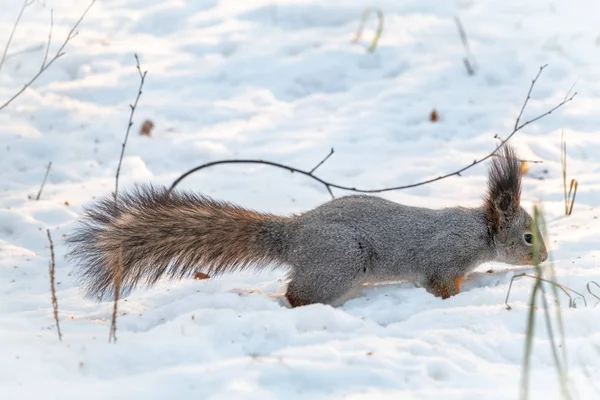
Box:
[484,144,522,232]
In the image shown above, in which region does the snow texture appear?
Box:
[1,0,599,399]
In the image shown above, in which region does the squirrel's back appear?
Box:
[294,195,493,282]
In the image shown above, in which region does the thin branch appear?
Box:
[168,65,575,198]
[46,229,62,341]
[514,64,547,131]
[42,9,54,68]
[563,78,579,102]
[0,0,34,76]
[114,53,147,203]
[0,0,96,112]
[309,147,334,174]
[491,152,543,164]
[35,161,52,201]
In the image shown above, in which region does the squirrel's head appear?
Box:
[484,144,548,265]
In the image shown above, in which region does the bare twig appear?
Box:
[514,65,547,131]
[35,161,52,201]
[563,78,579,102]
[454,16,476,75]
[110,54,147,343]
[505,272,587,310]
[42,9,53,68]
[108,247,123,344]
[46,229,62,341]
[309,147,334,174]
[168,65,575,198]
[492,136,543,164]
[0,0,96,112]
[491,152,543,164]
[0,0,34,76]
[114,54,147,203]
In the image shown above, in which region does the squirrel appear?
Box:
[66,144,548,307]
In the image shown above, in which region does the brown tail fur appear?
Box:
[66,185,292,299]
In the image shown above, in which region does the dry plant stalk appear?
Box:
[561,132,578,216]
[108,246,123,344]
[36,161,52,201]
[46,229,62,341]
[505,273,586,310]
[454,16,476,75]
[109,54,147,343]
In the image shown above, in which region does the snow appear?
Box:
[1,0,599,399]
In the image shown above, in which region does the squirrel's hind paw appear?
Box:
[426,276,465,299]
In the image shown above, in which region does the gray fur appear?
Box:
[66,144,548,306]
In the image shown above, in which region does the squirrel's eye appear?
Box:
[524,233,534,245]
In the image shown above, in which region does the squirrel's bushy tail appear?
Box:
[66,185,292,299]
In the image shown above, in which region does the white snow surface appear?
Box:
[1,0,599,399]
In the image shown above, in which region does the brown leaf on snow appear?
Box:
[430,109,439,122]
[193,271,210,280]
[139,119,154,136]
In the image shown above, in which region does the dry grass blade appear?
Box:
[516,206,573,400]
[561,131,578,216]
[567,179,578,216]
[352,8,384,52]
[587,281,600,307]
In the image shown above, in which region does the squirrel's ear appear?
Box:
[484,144,522,232]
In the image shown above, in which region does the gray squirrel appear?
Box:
[66,144,548,307]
